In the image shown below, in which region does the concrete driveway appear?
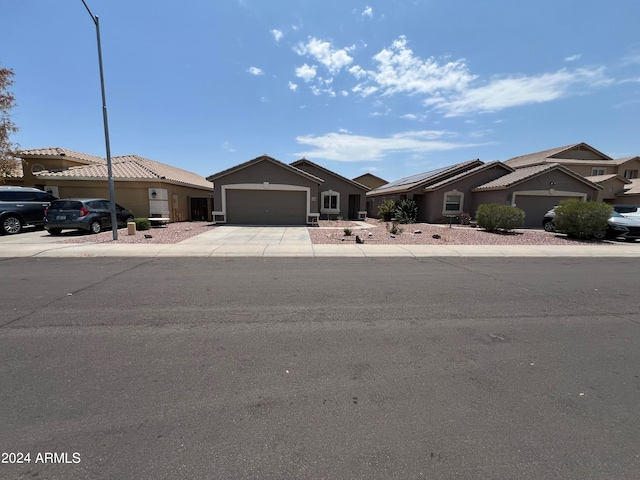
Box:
[0,228,64,245]
[179,225,312,245]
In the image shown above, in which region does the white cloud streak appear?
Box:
[295,131,479,162]
[270,29,283,42]
[248,66,264,76]
[564,54,582,62]
[362,6,373,18]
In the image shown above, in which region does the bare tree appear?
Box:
[0,67,20,183]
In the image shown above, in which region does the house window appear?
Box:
[591,168,606,176]
[320,191,340,214]
[624,169,638,179]
[443,191,464,214]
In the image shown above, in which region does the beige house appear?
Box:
[504,143,640,203]
[18,148,213,222]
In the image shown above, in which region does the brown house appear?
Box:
[366,159,484,222]
[472,163,602,228]
[504,143,640,204]
[207,155,324,225]
[18,148,213,222]
[352,173,388,190]
[291,158,369,220]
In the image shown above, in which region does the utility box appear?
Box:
[127,222,136,235]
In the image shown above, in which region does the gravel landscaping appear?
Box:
[55,219,626,246]
[309,219,617,246]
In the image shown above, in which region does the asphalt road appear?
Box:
[1,257,639,479]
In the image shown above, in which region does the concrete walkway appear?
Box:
[0,224,638,258]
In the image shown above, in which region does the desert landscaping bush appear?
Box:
[476,204,525,233]
[394,198,418,224]
[378,199,398,222]
[553,199,612,239]
[134,217,151,231]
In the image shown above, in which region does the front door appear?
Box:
[190,197,210,221]
[348,194,360,219]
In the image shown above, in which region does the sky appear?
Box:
[3,0,640,181]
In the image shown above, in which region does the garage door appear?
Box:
[226,189,307,225]
[514,195,575,228]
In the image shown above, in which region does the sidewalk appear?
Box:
[0,241,638,258]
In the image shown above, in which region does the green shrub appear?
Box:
[378,199,397,222]
[134,217,151,231]
[476,204,525,233]
[395,198,418,224]
[553,199,611,239]
[343,228,352,236]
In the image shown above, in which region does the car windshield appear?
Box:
[610,211,624,218]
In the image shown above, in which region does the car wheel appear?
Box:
[592,230,607,240]
[543,220,554,232]
[2,215,22,235]
[90,220,102,234]
[48,228,62,236]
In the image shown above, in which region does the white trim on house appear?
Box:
[212,183,316,224]
[511,189,588,207]
[442,189,464,215]
[320,190,340,215]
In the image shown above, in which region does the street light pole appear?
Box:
[81,0,118,240]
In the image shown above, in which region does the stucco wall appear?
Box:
[39,180,212,222]
[294,162,368,219]
[210,160,321,217]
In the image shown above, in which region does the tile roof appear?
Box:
[584,174,630,184]
[290,158,370,191]
[19,147,106,165]
[352,173,388,185]
[620,179,640,196]
[472,163,602,191]
[369,159,483,196]
[206,155,324,184]
[504,143,612,168]
[612,156,640,165]
[424,161,513,191]
[34,154,213,189]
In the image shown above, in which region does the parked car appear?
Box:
[44,199,134,235]
[0,186,58,235]
[542,207,640,241]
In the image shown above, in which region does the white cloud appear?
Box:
[270,29,283,42]
[295,63,317,82]
[362,6,373,18]
[294,130,479,162]
[248,66,264,76]
[402,113,427,121]
[352,84,378,96]
[564,54,581,62]
[288,81,298,91]
[430,67,613,116]
[222,141,236,152]
[370,36,476,95]
[295,37,355,74]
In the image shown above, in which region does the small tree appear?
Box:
[378,199,397,222]
[553,199,611,239]
[0,67,20,184]
[476,204,525,233]
[394,198,418,224]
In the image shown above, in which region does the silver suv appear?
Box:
[0,186,58,234]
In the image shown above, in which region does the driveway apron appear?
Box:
[178,226,312,245]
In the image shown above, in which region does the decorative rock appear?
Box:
[390,234,396,238]
[414,230,422,234]
[356,235,364,244]
[432,234,441,239]
[367,232,373,237]
[144,234,153,239]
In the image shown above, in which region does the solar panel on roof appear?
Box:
[378,166,450,189]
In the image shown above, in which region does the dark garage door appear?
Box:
[514,195,575,228]
[226,189,307,225]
